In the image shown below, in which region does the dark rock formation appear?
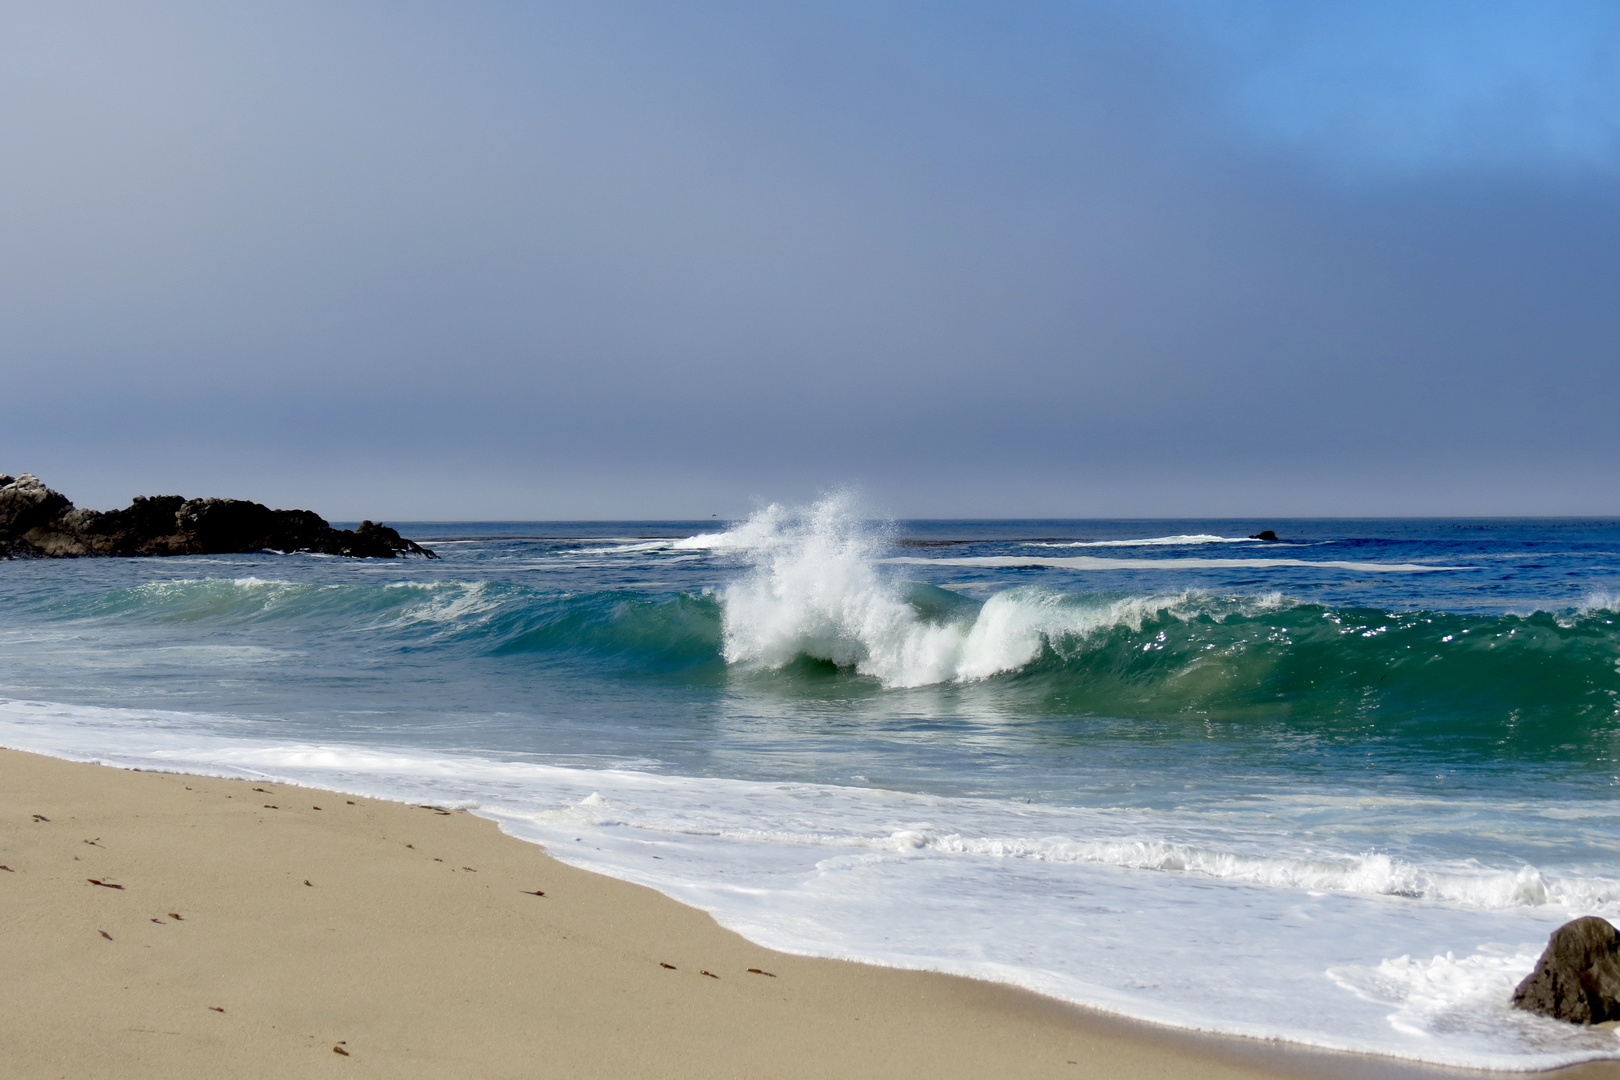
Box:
[0,474,436,559]
[1249,530,1280,542]
[1511,916,1620,1024]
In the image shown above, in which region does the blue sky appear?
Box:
[1176,0,1620,175]
[1,1,1616,518]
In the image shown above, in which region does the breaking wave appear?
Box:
[707,500,1620,747]
[716,500,1292,687]
[21,500,1620,745]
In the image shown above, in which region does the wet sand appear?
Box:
[2,747,1615,1079]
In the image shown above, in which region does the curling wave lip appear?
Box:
[882,555,1471,573]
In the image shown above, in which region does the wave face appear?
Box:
[14,505,1620,756]
[731,571,1620,737]
[694,501,1620,758]
[8,506,1620,1068]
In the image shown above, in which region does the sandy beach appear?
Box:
[0,746,1614,1080]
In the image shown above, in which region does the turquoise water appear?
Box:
[4,502,1620,1067]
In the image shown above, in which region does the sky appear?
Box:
[1,0,1617,520]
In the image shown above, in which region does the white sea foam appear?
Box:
[1025,534,1263,548]
[858,835,1615,911]
[890,555,1470,573]
[574,540,679,554]
[0,695,1615,1070]
[1576,590,1620,617]
[132,576,308,596]
[1327,948,1620,1055]
[712,497,1263,687]
[574,530,751,555]
[528,796,1620,914]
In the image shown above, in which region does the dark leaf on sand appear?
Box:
[0,865,13,871]
[168,913,182,920]
[660,963,676,969]
[521,889,545,896]
[462,866,476,872]
[747,969,776,977]
[333,1046,350,1056]
[151,918,164,924]
[98,930,112,940]
[32,814,48,822]
[209,1007,224,1013]
[304,880,313,886]
[88,879,124,889]
[701,970,719,979]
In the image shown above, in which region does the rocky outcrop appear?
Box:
[1511,916,1620,1024]
[1249,530,1280,542]
[0,474,436,559]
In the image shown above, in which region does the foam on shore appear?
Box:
[3,697,1618,1071]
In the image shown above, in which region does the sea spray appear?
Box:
[715,496,1232,688]
[717,496,955,683]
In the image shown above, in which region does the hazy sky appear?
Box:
[3,1,1617,519]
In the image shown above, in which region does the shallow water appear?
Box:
[4,503,1620,1068]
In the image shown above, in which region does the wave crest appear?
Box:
[717,498,1064,686]
[714,497,1295,688]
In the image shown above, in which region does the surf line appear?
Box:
[881,556,1472,573]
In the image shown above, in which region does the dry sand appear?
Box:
[2,747,1617,1080]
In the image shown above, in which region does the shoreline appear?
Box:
[2,746,1616,1079]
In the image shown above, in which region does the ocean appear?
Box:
[4,499,1620,1069]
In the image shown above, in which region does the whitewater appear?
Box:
[4,501,1620,1068]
